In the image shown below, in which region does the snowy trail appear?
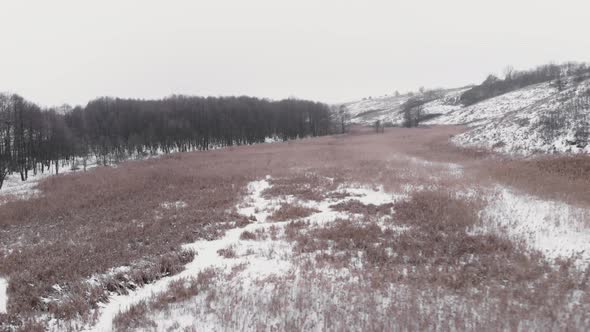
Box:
[84,227,251,332]
[83,178,274,332]
[0,277,7,314]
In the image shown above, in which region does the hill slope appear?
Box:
[341,87,469,125]
[341,76,590,155]
[448,78,590,154]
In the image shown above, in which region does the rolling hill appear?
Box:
[341,74,590,155]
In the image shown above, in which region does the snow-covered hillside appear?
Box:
[343,76,590,155]
[427,82,558,126]
[341,87,469,125]
[443,78,590,154]
[340,94,410,125]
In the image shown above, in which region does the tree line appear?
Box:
[460,62,590,106]
[0,94,332,189]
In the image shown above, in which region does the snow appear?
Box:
[0,277,7,314]
[264,136,282,143]
[160,201,187,210]
[405,156,464,177]
[480,186,590,266]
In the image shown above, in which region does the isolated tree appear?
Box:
[402,97,426,128]
[374,120,381,133]
[338,105,351,133]
[503,65,515,80]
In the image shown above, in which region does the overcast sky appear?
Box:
[1,0,588,107]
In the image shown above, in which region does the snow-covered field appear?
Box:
[72,176,405,331]
[86,164,590,330]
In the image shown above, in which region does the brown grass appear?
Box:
[113,269,217,332]
[329,199,393,216]
[217,246,237,259]
[284,190,589,327]
[263,173,339,202]
[485,154,590,207]
[1,124,589,330]
[268,203,320,222]
[108,187,590,331]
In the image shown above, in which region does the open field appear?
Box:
[1,125,590,331]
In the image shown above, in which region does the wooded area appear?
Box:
[0,94,332,189]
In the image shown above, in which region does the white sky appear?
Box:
[0,0,588,107]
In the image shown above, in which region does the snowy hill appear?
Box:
[341,87,469,125]
[447,78,590,154]
[342,75,590,155]
[340,94,410,125]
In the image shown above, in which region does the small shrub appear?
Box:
[240,231,257,241]
[269,203,319,221]
[217,246,237,259]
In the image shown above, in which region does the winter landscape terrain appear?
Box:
[1,63,590,332]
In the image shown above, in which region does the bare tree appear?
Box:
[338,105,351,133]
[402,98,425,128]
[374,120,383,133]
[503,65,515,80]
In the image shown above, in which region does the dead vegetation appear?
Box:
[262,173,338,202]
[1,125,590,330]
[486,154,590,207]
[112,188,590,331]
[329,199,393,215]
[283,190,590,329]
[113,269,217,332]
[268,203,320,222]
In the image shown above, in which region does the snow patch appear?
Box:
[160,201,188,210]
[480,186,590,266]
[0,277,7,314]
